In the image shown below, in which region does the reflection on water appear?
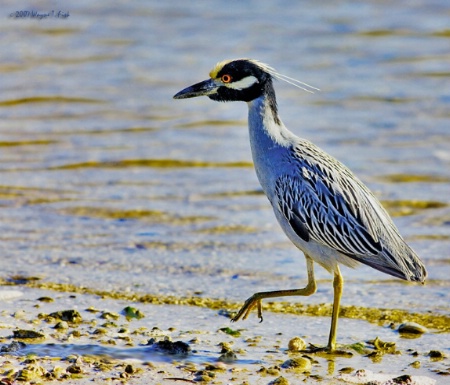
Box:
[0,0,449,366]
[21,343,195,364]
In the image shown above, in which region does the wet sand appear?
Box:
[0,280,447,385]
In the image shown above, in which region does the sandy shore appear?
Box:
[0,279,448,385]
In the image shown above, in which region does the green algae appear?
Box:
[381,199,447,217]
[50,158,253,170]
[0,96,103,106]
[0,185,74,206]
[206,189,264,198]
[0,140,57,147]
[2,277,449,333]
[219,327,241,337]
[379,174,450,183]
[369,337,398,354]
[59,206,213,225]
[122,306,145,320]
[194,224,259,234]
[175,119,245,129]
[15,363,47,382]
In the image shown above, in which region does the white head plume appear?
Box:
[247,59,320,94]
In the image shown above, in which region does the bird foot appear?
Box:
[231,295,263,323]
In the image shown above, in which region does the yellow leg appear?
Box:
[232,255,317,323]
[327,266,343,351]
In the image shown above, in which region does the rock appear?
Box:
[269,376,290,385]
[100,311,120,320]
[48,310,82,323]
[287,337,306,352]
[13,329,45,339]
[218,349,237,363]
[66,364,82,374]
[409,360,421,368]
[428,350,445,361]
[54,321,69,330]
[1,340,26,352]
[16,364,46,382]
[37,296,54,303]
[398,322,428,335]
[281,357,311,372]
[151,339,191,355]
[218,341,233,353]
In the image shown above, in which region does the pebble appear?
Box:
[428,350,445,361]
[151,339,191,355]
[54,321,69,330]
[0,340,26,352]
[398,322,428,335]
[281,357,312,373]
[48,310,82,323]
[218,349,237,363]
[12,329,45,339]
[268,376,290,385]
[287,336,306,352]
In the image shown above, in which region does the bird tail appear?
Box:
[386,244,427,283]
[350,244,427,283]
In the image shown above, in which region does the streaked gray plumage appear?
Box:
[174,58,427,351]
[247,94,426,283]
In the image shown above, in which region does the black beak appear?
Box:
[173,78,219,99]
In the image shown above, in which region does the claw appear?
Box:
[257,300,263,322]
[232,295,264,323]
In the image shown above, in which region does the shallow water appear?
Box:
[0,0,449,382]
[0,287,446,384]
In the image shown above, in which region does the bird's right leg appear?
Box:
[231,255,316,322]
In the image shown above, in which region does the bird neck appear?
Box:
[262,79,281,126]
[247,82,294,149]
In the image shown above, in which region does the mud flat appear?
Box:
[0,280,448,385]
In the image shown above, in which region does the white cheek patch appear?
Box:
[227,75,258,90]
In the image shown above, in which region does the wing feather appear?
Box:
[275,173,382,259]
[273,140,426,282]
[274,143,392,263]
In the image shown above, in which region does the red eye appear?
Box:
[221,74,232,83]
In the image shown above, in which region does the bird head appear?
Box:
[173,59,273,102]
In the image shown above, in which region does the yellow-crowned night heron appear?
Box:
[173,59,427,351]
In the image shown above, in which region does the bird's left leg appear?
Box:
[232,255,316,323]
[327,266,343,351]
